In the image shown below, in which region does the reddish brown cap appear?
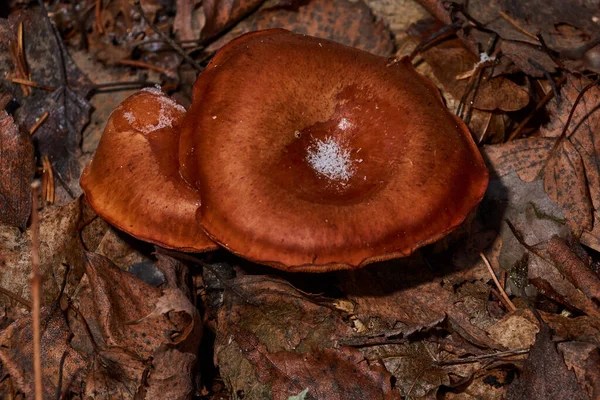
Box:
[180,29,489,272]
[81,88,216,252]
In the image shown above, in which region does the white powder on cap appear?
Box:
[132,86,187,133]
[305,136,355,182]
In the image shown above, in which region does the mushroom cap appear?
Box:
[80,88,216,252]
[180,29,488,272]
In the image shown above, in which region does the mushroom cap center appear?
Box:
[274,86,392,204]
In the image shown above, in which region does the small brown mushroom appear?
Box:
[80,88,217,252]
[82,29,488,272]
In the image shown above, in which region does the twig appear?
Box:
[118,59,176,77]
[435,347,529,365]
[0,286,32,309]
[9,78,55,91]
[28,111,49,135]
[498,11,538,41]
[132,0,202,71]
[408,21,461,61]
[41,155,55,204]
[480,252,516,311]
[95,0,104,34]
[30,181,43,400]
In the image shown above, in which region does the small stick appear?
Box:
[9,78,55,91]
[118,59,176,77]
[436,347,529,366]
[29,111,49,135]
[16,21,32,96]
[480,252,516,311]
[41,156,55,204]
[30,181,43,400]
[0,286,32,309]
[498,11,539,41]
[95,0,104,34]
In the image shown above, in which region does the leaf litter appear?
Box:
[1,0,600,398]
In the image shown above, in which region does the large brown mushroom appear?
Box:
[82,29,488,272]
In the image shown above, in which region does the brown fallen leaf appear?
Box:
[528,242,600,321]
[407,18,530,112]
[0,303,87,398]
[71,252,201,399]
[173,0,205,41]
[340,261,504,350]
[559,342,600,399]
[0,110,34,228]
[485,83,600,236]
[0,197,92,307]
[214,274,397,399]
[506,323,588,400]
[0,9,92,202]
[416,0,600,76]
[230,326,397,400]
[206,0,395,57]
[202,0,265,38]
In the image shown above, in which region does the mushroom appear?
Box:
[82,29,488,272]
[80,88,217,252]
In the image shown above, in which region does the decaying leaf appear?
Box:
[0,8,92,203]
[506,324,588,400]
[0,110,34,228]
[0,303,87,398]
[215,274,396,399]
[202,0,265,38]
[206,0,395,57]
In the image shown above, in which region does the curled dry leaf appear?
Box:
[214,274,396,399]
[0,110,34,228]
[206,0,395,57]
[70,252,201,399]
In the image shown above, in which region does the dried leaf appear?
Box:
[0,303,87,398]
[174,0,204,41]
[408,20,530,112]
[340,261,504,350]
[506,324,588,400]
[214,274,396,399]
[70,252,201,399]
[0,111,34,228]
[0,9,92,202]
[202,0,265,38]
[206,0,394,57]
